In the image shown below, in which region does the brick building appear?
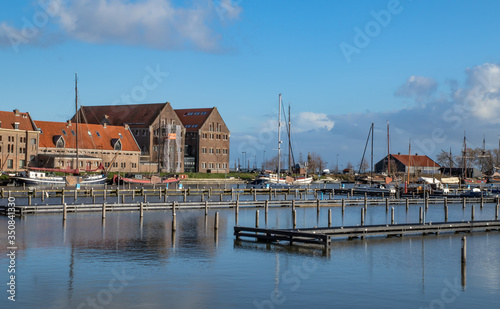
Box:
[374,154,441,175]
[35,120,141,173]
[174,107,230,173]
[74,102,185,173]
[0,109,39,172]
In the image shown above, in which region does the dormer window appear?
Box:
[111,138,122,151]
[53,135,65,148]
[13,122,19,130]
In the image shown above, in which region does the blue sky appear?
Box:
[1,0,500,170]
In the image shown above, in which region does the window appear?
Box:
[87,131,92,137]
[0,136,2,142]
[193,124,198,128]
[105,162,110,168]
[185,125,191,128]
[30,155,35,162]
[216,148,221,155]
[7,159,13,169]
[38,128,43,134]
[62,129,67,135]
[71,130,75,136]
[223,149,228,155]
[142,130,146,136]
[118,133,123,139]
[209,148,214,154]
[194,112,200,115]
[201,112,207,115]
[209,163,214,168]
[96,131,101,137]
[121,162,126,168]
[201,162,206,169]
[19,160,25,168]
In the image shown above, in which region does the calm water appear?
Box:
[1,198,499,308]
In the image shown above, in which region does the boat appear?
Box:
[12,74,107,186]
[247,178,294,189]
[114,174,179,185]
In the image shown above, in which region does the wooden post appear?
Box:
[102,203,106,219]
[364,195,367,211]
[205,200,208,216]
[292,209,296,229]
[201,193,204,202]
[254,190,257,201]
[341,199,345,214]
[143,194,147,203]
[220,193,223,202]
[215,212,219,230]
[328,209,332,227]
[292,200,296,212]
[140,202,144,218]
[425,196,428,211]
[61,189,65,204]
[41,190,45,202]
[93,195,96,204]
[28,195,31,206]
[103,187,107,201]
[444,197,448,209]
[295,189,298,199]
[391,207,394,225]
[316,199,320,214]
[480,196,484,209]
[471,205,475,221]
[172,213,177,231]
[419,207,423,224]
[1,188,4,198]
[255,210,259,228]
[235,200,239,224]
[385,198,389,212]
[159,187,162,200]
[361,208,364,226]
[63,203,67,221]
[183,189,187,202]
[74,189,77,202]
[461,236,467,264]
[164,188,168,203]
[445,204,448,222]
[122,193,125,204]
[132,189,135,200]
[265,200,269,216]
[406,198,409,212]
[208,188,212,199]
[172,201,176,215]
[462,197,466,209]
[496,202,499,220]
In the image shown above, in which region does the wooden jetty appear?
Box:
[234,220,500,249]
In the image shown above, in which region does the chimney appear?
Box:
[67,120,72,126]
[398,152,401,155]
[124,124,129,130]
[13,109,20,116]
[103,123,107,129]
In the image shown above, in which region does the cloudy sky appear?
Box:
[1,0,500,170]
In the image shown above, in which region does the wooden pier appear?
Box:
[234,220,500,249]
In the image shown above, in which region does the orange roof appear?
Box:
[174,108,213,131]
[75,103,167,128]
[391,154,440,168]
[35,120,140,152]
[0,110,36,131]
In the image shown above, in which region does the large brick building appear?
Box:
[175,107,230,173]
[0,109,39,172]
[74,102,185,173]
[35,120,141,173]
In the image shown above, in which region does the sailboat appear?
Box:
[253,94,311,187]
[13,74,107,186]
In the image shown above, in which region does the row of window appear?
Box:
[201,148,228,155]
[2,159,25,169]
[184,111,207,116]
[200,162,228,169]
[0,136,36,144]
[201,133,228,140]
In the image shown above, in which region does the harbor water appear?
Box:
[1,192,499,308]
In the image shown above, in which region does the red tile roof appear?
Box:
[35,121,140,152]
[391,154,440,168]
[0,110,36,131]
[174,108,214,131]
[75,103,167,128]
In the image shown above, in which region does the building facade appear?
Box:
[175,107,230,173]
[0,109,39,172]
[75,102,185,173]
[35,120,141,173]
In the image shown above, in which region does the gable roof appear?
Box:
[174,108,214,132]
[35,120,140,152]
[0,109,37,131]
[74,103,167,128]
[391,154,440,168]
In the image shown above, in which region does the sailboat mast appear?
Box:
[75,73,79,173]
[407,138,411,187]
[277,94,282,181]
[387,121,390,175]
[463,133,467,179]
[370,122,374,185]
[288,104,291,174]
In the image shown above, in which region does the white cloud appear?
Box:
[294,112,334,132]
[0,0,242,51]
[395,75,438,103]
[453,63,500,123]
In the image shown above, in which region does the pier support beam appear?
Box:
[461,236,467,264]
[361,208,365,226]
[215,212,219,230]
[63,203,67,221]
[385,198,389,212]
[102,203,106,220]
[391,207,395,225]
[341,199,345,214]
[444,205,448,222]
[462,197,466,209]
[172,213,177,231]
[140,202,144,218]
[316,199,320,214]
[292,209,297,229]
[496,202,499,220]
[471,205,475,221]
[419,207,423,224]
[328,209,332,227]
[205,201,208,216]
[255,210,259,228]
